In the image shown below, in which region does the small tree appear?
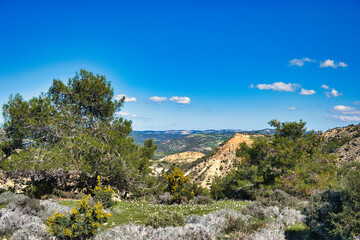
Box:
[164,166,194,203]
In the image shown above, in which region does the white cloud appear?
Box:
[320,59,348,68]
[288,106,297,111]
[170,96,191,104]
[255,82,300,92]
[300,88,316,95]
[326,88,342,98]
[116,112,150,120]
[117,112,137,118]
[330,115,360,122]
[333,105,355,112]
[320,59,336,68]
[338,62,348,67]
[333,105,360,115]
[288,57,314,67]
[321,84,330,90]
[149,96,167,103]
[115,94,136,102]
[353,101,360,106]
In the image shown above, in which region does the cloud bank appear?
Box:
[330,105,360,122]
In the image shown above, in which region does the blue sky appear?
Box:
[0,0,359,131]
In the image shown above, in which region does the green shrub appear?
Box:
[0,191,29,205]
[186,182,210,197]
[304,190,342,240]
[144,211,185,228]
[224,215,266,235]
[45,194,111,239]
[157,192,173,204]
[164,166,194,204]
[192,195,214,204]
[92,176,116,208]
[241,201,266,218]
[329,163,360,239]
[304,163,360,240]
[257,189,304,210]
[26,179,56,199]
[8,197,44,216]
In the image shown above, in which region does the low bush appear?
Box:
[257,189,304,210]
[0,191,28,205]
[45,194,111,239]
[157,192,173,204]
[144,211,185,228]
[7,197,44,216]
[94,223,220,240]
[223,214,266,235]
[38,200,72,221]
[192,195,214,205]
[242,201,266,218]
[304,163,360,239]
[0,208,49,238]
[304,189,342,239]
[92,176,116,208]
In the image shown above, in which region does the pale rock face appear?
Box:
[160,151,205,163]
[186,133,254,188]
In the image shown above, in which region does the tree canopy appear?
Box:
[1,70,157,194]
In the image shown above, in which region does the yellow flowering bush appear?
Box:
[93,175,116,208]
[45,195,111,239]
[164,166,194,203]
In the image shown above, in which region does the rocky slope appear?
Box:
[159,151,205,163]
[186,133,254,188]
[323,124,360,163]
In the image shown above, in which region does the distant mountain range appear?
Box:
[130,128,275,158]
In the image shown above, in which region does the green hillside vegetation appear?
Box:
[211,119,337,199]
[153,133,232,159]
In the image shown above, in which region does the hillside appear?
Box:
[186,133,255,188]
[149,124,360,189]
[131,129,274,158]
[323,124,360,163]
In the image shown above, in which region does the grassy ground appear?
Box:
[57,199,249,228]
[285,222,312,240]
